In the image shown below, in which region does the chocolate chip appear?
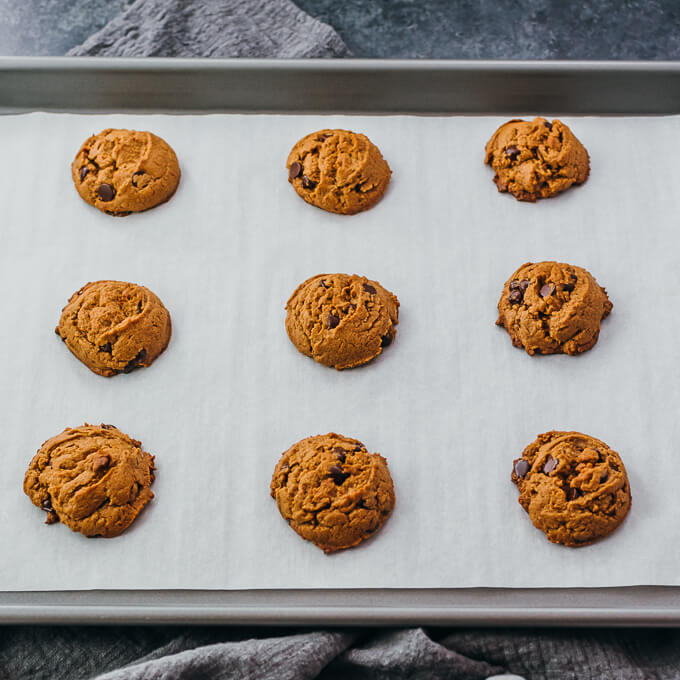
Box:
[45,510,59,525]
[505,145,520,160]
[513,459,530,478]
[123,348,147,373]
[509,280,520,291]
[288,161,302,180]
[79,166,89,181]
[93,454,111,473]
[543,456,558,474]
[333,447,346,463]
[319,279,328,289]
[544,120,553,130]
[41,498,53,511]
[567,487,581,501]
[508,290,523,304]
[326,313,339,329]
[381,333,392,347]
[302,175,315,189]
[329,465,349,485]
[99,342,112,353]
[354,445,362,452]
[130,171,145,187]
[97,183,115,201]
[562,282,574,292]
[362,283,376,295]
[539,283,555,298]
[519,280,530,292]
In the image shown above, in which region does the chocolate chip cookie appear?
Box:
[484,117,589,201]
[270,433,395,553]
[496,261,612,356]
[512,431,631,546]
[56,280,172,377]
[286,129,391,214]
[72,128,180,215]
[285,273,399,369]
[23,423,156,538]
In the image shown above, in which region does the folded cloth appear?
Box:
[67,0,350,57]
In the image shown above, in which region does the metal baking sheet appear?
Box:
[1,58,680,625]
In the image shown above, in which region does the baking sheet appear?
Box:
[0,112,678,591]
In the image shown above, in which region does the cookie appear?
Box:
[484,117,589,201]
[56,280,172,377]
[72,128,180,215]
[512,431,631,546]
[496,261,611,356]
[286,129,391,214]
[23,423,155,538]
[285,273,399,369]
[270,433,395,553]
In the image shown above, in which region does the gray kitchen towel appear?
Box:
[67,0,349,57]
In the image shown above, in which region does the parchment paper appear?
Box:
[1,112,678,591]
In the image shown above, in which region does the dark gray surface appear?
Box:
[1,0,680,58]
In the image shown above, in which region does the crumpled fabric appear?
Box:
[67,0,350,58]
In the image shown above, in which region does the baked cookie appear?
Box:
[23,423,155,538]
[285,273,399,369]
[72,128,180,215]
[286,129,391,214]
[270,433,395,553]
[56,280,172,377]
[512,431,631,546]
[484,117,589,201]
[496,261,611,356]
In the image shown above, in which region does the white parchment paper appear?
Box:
[1,112,678,591]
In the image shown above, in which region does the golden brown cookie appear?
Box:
[285,273,399,369]
[23,424,155,538]
[72,128,180,215]
[484,117,589,201]
[56,280,172,377]
[286,129,391,214]
[496,261,611,356]
[270,433,395,553]
[512,431,631,546]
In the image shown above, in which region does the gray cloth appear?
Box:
[67,0,349,57]
[4,625,680,679]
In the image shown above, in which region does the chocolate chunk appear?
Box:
[319,279,328,289]
[362,283,377,295]
[544,120,553,130]
[93,454,111,473]
[562,282,575,292]
[79,166,89,181]
[519,280,530,292]
[99,342,112,353]
[41,498,53,511]
[509,280,520,291]
[381,333,392,347]
[326,313,339,329]
[45,510,59,525]
[543,456,558,474]
[288,161,302,180]
[539,283,555,298]
[123,348,147,373]
[301,175,315,189]
[329,465,349,485]
[513,459,530,478]
[97,183,115,201]
[508,290,523,304]
[333,447,346,463]
[505,145,520,160]
[567,487,581,501]
[354,445,362,452]
[130,171,145,187]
